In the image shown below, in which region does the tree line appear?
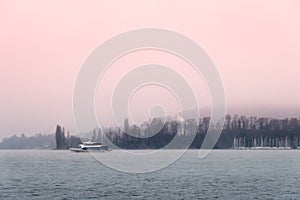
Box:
[1,115,300,149]
[92,115,300,149]
[55,125,82,149]
[0,125,82,149]
[0,133,56,149]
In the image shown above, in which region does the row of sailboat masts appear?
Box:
[232,136,300,149]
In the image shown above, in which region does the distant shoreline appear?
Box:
[0,148,299,151]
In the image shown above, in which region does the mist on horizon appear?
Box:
[1,0,300,140]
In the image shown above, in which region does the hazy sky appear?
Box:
[1,0,300,139]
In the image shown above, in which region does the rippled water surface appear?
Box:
[1,150,300,199]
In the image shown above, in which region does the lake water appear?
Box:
[0,150,300,199]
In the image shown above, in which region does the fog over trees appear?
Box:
[1,115,300,149]
[0,133,56,149]
[0,125,82,149]
[85,114,300,149]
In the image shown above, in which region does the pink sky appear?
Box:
[0,0,300,139]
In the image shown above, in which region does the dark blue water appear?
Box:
[1,150,300,199]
